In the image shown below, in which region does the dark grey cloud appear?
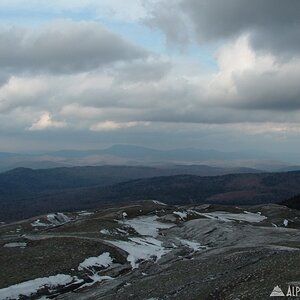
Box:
[144,1,190,47]
[0,20,147,74]
[231,68,300,111]
[146,0,300,57]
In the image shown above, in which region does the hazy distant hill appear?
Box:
[47,144,262,161]
[47,145,300,164]
[0,145,294,172]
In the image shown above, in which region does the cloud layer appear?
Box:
[1,2,300,151]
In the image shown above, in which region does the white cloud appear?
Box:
[204,35,276,101]
[0,76,49,113]
[216,35,275,74]
[90,121,149,131]
[29,112,66,130]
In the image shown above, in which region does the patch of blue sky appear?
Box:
[187,43,220,72]
[99,17,165,54]
[100,17,220,72]
[0,7,98,26]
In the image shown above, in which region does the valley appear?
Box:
[2,166,300,222]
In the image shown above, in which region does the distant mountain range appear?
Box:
[0,164,260,199]
[0,144,299,172]
[1,165,300,222]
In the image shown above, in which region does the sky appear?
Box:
[1,0,300,153]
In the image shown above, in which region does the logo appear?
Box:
[270,285,285,297]
[270,284,300,297]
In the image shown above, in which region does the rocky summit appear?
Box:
[0,200,300,300]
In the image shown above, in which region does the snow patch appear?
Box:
[121,215,174,237]
[31,213,70,228]
[100,229,112,235]
[152,200,167,206]
[187,210,202,216]
[177,239,206,252]
[173,211,187,220]
[31,219,49,227]
[78,275,113,289]
[47,213,70,225]
[198,211,267,223]
[108,237,170,268]
[100,228,129,236]
[78,252,113,271]
[267,245,300,251]
[4,242,27,248]
[283,219,289,227]
[78,211,94,216]
[0,274,77,300]
[116,228,128,235]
